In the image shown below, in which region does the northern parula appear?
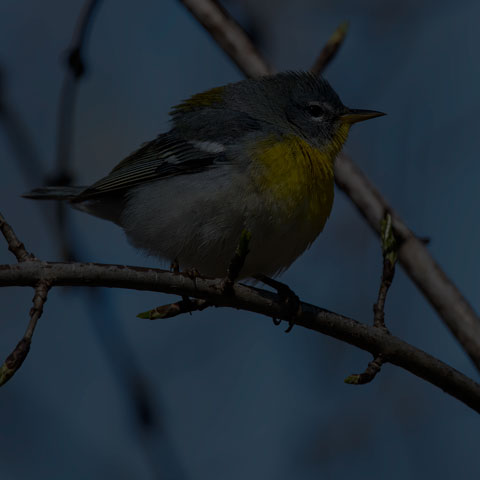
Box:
[25,72,384,278]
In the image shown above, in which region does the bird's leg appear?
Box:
[183,267,201,306]
[254,274,301,332]
[170,258,180,274]
[170,258,195,305]
[222,229,252,293]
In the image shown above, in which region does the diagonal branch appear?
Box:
[178,0,480,372]
[311,21,349,75]
[179,0,274,78]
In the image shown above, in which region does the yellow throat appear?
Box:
[251,123,350,227]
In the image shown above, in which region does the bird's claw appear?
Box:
[256,275,300,332]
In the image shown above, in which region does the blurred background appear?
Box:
[1,0,480,478]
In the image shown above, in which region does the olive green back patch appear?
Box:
[171,86,225,114]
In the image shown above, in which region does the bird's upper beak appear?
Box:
[340,109,386,124]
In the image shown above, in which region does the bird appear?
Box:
[24,71,384,280]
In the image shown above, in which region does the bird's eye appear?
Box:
[307,104,323,118]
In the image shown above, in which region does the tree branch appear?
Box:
[178,0,480,372]
[1,257,480,412]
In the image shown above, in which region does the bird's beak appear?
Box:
[340,109,386,124]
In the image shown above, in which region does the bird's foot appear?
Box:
[254,274,301,332]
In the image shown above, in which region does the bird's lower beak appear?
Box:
[340,109,386,124]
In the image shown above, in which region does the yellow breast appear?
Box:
[250,126,349,230]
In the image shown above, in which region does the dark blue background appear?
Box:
[1,1,479,478]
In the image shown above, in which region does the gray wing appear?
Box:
[75,133,226,201]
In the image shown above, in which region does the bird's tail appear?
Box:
[22,186,86,201]
[22,186,124,224]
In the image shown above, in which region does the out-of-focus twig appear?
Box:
[56,0,101,178]
[53,0,102,261]
[178,0,480,373]
[56,4,187,476]
[179,0,273,78]
[311,21,349,75]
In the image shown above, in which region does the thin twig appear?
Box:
[346,214,398,384]
[311,21,349,76]
[0,280,50,386]
[345,355,385,385]
[179,0,274,78]
[373,265,393,330]
[138,298,211,320]
[25,280,51,340]
[373,213,397,330]
[334,154,480,371]
[179,0,480,372]
[0,213,46,385]
[0,211,34,262]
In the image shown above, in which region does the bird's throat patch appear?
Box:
[251,128,349,223]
